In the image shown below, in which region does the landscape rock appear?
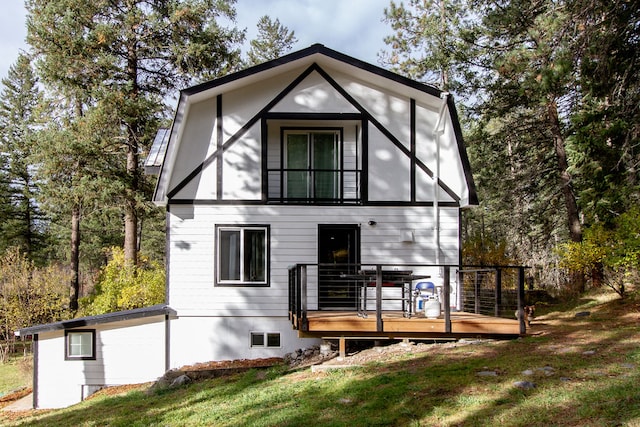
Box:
[575,311,591,317]
[539,366,555,376]
[477,370,498,377]
[514,381,536,390]
[171,374,192,387]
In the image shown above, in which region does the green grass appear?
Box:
[0,356,31,396]
[2,290,640,426]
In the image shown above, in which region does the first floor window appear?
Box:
[217,225,269,285]
[65,330,96,360]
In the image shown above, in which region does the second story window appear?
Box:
[285,131,339,200]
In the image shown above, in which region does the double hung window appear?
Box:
[285,131,339,200]
[217,225,268,286]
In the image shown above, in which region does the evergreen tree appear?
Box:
[246,16,297,67]
[567,0,640,226]
[26,0,244,267]
[0,53,47,262]
[32,96,123,311]
[381,0,473,92]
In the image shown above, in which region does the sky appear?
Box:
[0,0,393,86]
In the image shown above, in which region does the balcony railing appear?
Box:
[267,168,361,204]
[288,263,529,336]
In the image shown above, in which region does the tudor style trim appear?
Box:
[166,63,320,200]
[165,62,463,206]
[155,45,477,207]
[216,94,223,200]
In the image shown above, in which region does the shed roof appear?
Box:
[16,304,176,336]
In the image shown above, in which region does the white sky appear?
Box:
[0,0,392,85]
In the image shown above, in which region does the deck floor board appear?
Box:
[293,310,522,338]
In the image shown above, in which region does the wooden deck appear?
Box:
[293,310,523,339]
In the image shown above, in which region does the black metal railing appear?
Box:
[288,263,529,335]
[267,169,361,204]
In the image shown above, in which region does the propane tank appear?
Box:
[424,296,441,319]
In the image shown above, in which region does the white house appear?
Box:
[18,44,483,409]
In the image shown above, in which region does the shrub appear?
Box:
[80,247,165,315]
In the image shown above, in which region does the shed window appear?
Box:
[65,330,96,360]
[217,225,269,286]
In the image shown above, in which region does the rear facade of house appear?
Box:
[18,45,477,409]
[157,44,477,368]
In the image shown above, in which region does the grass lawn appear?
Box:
[0,356,31,397]
[2,288,639,426]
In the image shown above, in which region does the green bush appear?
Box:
[80,247,165,315]
[557,208,640,298]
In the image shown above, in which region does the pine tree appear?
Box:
[246,16,297,67]
[26,0,244,267]
[568,0,640,225]
[381,0,473,92]
[469,0,584,245]
[0,53,47,262]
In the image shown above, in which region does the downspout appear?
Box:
[32,334,38,409]
[432,93,450,267]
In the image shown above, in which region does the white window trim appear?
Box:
[250,331,281,348]
[216,225,269,286]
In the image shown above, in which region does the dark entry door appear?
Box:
[318,225,360,309]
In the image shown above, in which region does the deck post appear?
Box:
[458,269,464,311]
[339,336,346,359]
[443,266,452,333]
[376,265,383,332]
[494,268,502,317]
[474,271,480,314]
[300,265,308,332]
[517,266,526,334]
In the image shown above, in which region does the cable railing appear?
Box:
[288,263,529,335]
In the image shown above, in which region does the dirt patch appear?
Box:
[0,388,31,408]
[179,357,283,372]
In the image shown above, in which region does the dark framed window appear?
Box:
[285,130,340,199]
[65,330,96,360]
[250,332,281,348]
[216,225,269,286]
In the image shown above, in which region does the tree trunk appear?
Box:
[70,203,80,312]
[124,146,138,266]
[547,98,585,292]
[547,99,582,243]
[123,35,139,266]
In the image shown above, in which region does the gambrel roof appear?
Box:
[152,44,477,207]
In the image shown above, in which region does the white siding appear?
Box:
[222,122,262,200]
[367,124,411,201]
[169,316,320,369]
[34,317,167,409]
[169,98,218,199]
[168,204,459,317]
[271,70,359,113]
